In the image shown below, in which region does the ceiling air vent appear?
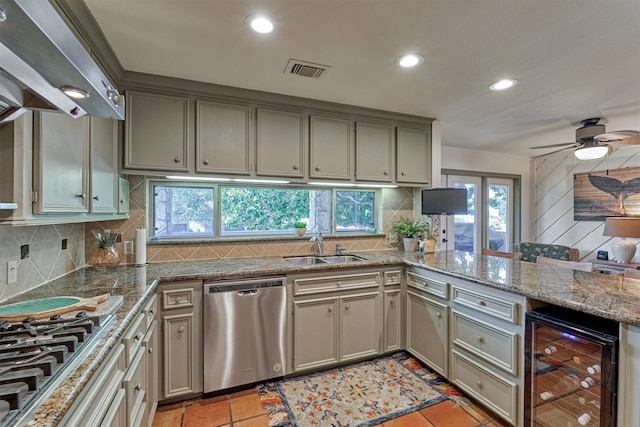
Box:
[284,59,331,79]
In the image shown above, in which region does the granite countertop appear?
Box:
[6,249,640,425]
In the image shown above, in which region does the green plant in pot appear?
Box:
[293,220,307,237]
[391,217,428,252]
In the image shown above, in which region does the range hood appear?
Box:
[0,0,124,123]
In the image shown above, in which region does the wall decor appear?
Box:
[574,167,640,221]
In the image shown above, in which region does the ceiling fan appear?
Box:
[530,118,640,160]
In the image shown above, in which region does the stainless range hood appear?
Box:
[0,0,124,123]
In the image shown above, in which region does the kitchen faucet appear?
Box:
[335,243,346,255]
[310,233,324,256]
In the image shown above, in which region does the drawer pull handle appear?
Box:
[135,383,141,391]
[476,299,486,306]
[477,336,484,343]
[178,326,185,333]
[134,332,143,341]
[148,347,153,354]
[175,296,181,303]
[315,166,320,171]
[174,156,182,163]
[423,282,428,287]
[436,312,441,318]
[383,171,388,175]
[293,165,298,170]
[93,195,100,201]
[345,304,350,310]
[401,171,405,176]
[476,380,483,389]
[337,281,342,285]
[76,193,86,200]
[149,309,154,316]
[389,298,394,304]
[328,306,333,312]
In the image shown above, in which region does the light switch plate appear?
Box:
[7,261,17,284]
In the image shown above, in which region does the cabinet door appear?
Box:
[294,297,339,371]
[396,127,430,184]
[310,116,352,180]
[257,108,306,177]
[196,101,252,175]
[90,117,118,213]
[406,290,448,376]
[99,388,127,427]
[33,112,89,213]
[118,177,129,214]
[340,292,381,360]
[355,122,393,182]
[162,313,196,398]
[124,91,189,172]
[143,320,158,425]
[384,289,402,352]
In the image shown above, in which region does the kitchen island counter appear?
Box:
[6,248,640,425]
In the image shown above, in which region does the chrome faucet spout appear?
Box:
[310,233,324,256]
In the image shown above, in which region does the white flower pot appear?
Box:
[403,237,418,252]
[295,227,307,237]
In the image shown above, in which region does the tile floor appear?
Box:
[151,387,509,427]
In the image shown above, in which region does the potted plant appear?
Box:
[293,221,307,237]
[391,217,428,252]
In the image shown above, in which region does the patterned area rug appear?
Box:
[257,352,469,427]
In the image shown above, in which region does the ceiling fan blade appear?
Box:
[530,142,580,149]
[532,145,577,158]
[613,135,640,145]
[594,130,640,142]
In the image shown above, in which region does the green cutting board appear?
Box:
[0,294,109,321]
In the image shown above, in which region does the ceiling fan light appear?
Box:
[574,144,612,160]
[489,78,518,91]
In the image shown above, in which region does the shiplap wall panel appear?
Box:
[534,145,640,261]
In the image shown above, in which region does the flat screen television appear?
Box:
[421,188,468,215]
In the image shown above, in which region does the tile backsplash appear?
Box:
[0,176,419,300]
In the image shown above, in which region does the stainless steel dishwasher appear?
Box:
[203,276,287,393]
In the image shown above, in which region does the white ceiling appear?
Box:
[84,0,640,157]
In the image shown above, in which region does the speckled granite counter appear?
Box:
[6,249,640,425]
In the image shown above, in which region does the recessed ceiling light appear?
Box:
[397,54,424,68]
[489,79,518,91]
[61,86,89,99]
[246,14,274,34]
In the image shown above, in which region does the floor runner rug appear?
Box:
[257,352,469,427]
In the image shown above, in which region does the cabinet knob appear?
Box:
[315,166,320,171]
[93,195,99,201]
[148,347,153,354]
[477,336,484,343]
[328,306,333,312]
[476,380,483,389]
[174,156,182,163]
[293,165,299,170]
[120,200,125,204]
[76,193,86,200]
[383,171,388,175]
[389,298,394,304]
[345,304,350,310]
[175,296,181,303]
[476,299,486,306]
[436,312,441,318]
[203,159,209,165]
[135,383,141,391]
[337,281,342,285]
[401,171,405,176]
[134,332,143,341]
[178,326,185,333]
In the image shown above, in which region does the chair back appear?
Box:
[512,242,580,262]
[482,248,522,260]
[624,268,640,279]
[536,256,593,272]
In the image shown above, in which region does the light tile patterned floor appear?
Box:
[151,385,509,427]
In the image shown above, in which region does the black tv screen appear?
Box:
[421,188,468,215]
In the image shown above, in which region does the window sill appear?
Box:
[148,232,386,246]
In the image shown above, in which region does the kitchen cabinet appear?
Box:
[90,117,119,213]
[124,91,190,172]
[196,101,253,175]
[618,324,640,427]
[309,116,352,180]
[355,121,394,182]
[405,267,450,376]
[119,177,130,214]
[33,111,89,213]
[142,295,159,426]
[256,108,306,178]
[383,270,402,353]
[157,280,203,401]
[289,268,383,373]
[396,126,431,184]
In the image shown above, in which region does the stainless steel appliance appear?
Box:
[525,306,618,427]
[0,312,113,426]
[203,276,286,393]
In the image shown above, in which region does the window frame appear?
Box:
[147,179,381,241]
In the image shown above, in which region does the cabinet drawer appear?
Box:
[451,310,519,375]
[451,349,517,425]
[142,294,158,330]
[122,313,145,367]
[406,270,449,299]
[383,270,402,286]
[452,286,519,324]
[99,388,126,427]
[162,287,194,309]
[123,346,146,426]
[293,271,380,295]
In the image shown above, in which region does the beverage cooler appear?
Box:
[525,306,618,427]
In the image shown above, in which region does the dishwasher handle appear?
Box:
[237,289,259,296]
[204,276,286,293]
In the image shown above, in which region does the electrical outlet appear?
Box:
[7,261,17,284]
[123,241,134,255]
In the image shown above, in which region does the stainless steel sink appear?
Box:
[320,255,368,263]
[284,256,328,265]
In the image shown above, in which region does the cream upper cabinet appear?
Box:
[309,116,352,180]
[124,91,190,172]
[396,126,431,184]
[33,112,90,213]
[355,122,393,182]
[89,117,118,213]
[196,101,252,175]
[256,108,306,178]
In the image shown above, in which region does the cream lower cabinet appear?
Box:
[383,270,403,353]
[290,268,385,373]
[618,323,640,427]
[157,281,203,402]
[405,267,450,377]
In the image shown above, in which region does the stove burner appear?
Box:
[0,314,107,426]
